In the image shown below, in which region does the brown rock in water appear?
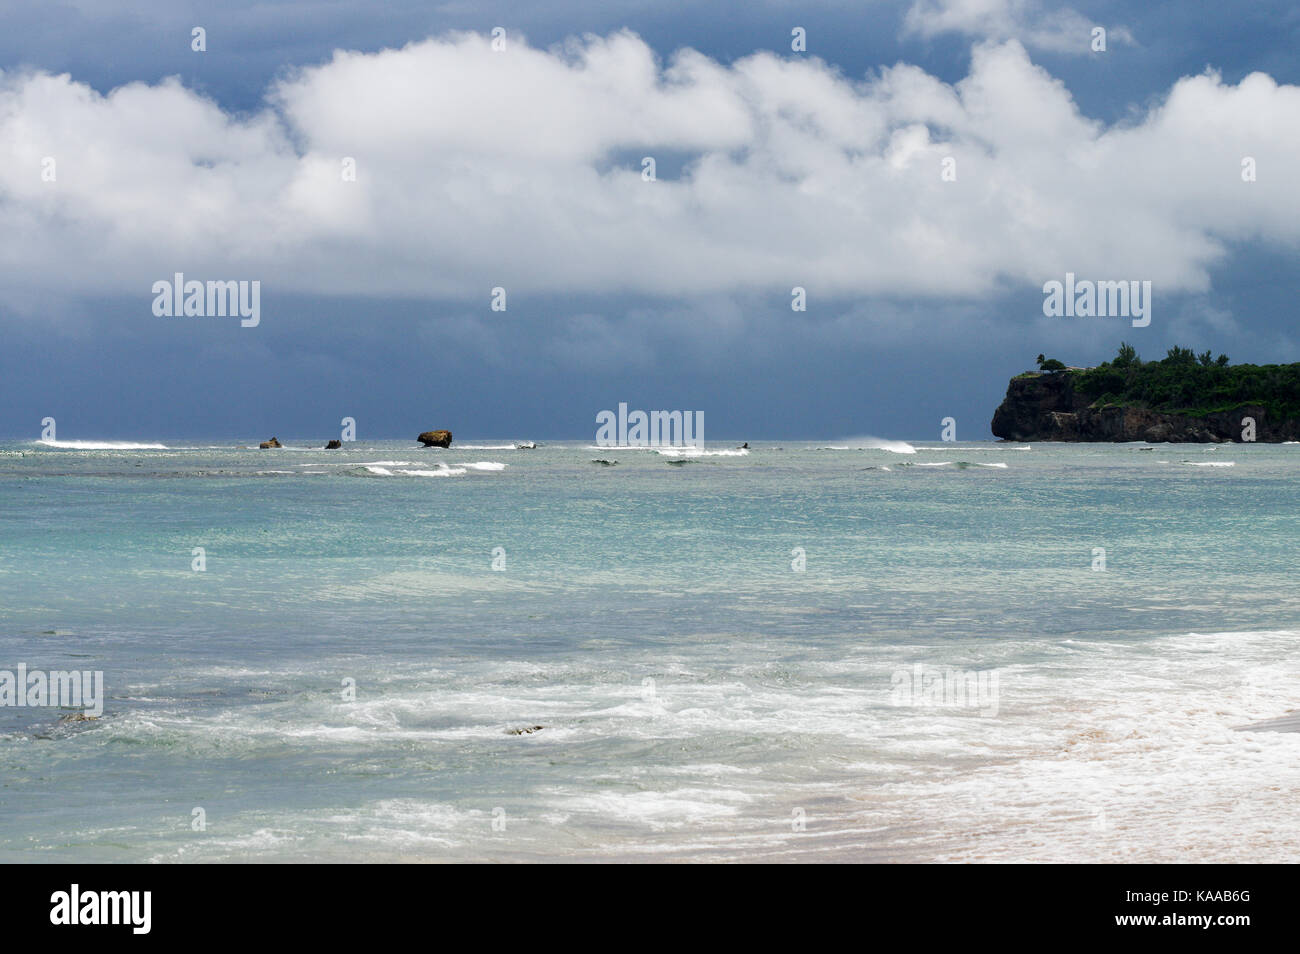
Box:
[417,429,453,448]
[59,712,99,723]
[325,440,342,449]
[506,725,545,735]
[259,437,282,449]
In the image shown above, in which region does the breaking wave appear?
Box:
[35,439,168,450]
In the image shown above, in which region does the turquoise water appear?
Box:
[2,438,1299,862]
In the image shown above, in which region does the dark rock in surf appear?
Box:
[506,725,545,735]
[417,430,453,448]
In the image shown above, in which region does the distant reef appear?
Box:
[992,345,1300,442]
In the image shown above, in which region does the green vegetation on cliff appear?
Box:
[1060,344,1300,419]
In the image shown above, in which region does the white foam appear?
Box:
[901,460,1007,469]
[1183,461,1235,467]
[305,460,417,467]
[911,445,1031,452]
[458,461,507,471]
[549,788,753,830]
[901,628,1300,863]
[650,446,749,457]
[398,468,468,477]
[829,436,917,454]
[35,439,168,450]
[360,464,468,477]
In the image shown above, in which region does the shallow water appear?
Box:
[1,438,1298,862]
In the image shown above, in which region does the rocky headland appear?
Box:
[991,346,1300,442]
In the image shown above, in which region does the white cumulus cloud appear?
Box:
[0,29,1296,314]
[904,0,1135,53]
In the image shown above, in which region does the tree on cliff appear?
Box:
[1036,354,1066,372]
[996,348,1300,441]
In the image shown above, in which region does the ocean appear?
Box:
[2,438,1298,863]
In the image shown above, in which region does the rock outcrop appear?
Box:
[259,437,282,449]
[417,429,452,447]
[324,439,342,449]
[991,372,1298,442]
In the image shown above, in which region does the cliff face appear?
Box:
[990,372,1298,442]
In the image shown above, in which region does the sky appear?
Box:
[2,0,1299,441]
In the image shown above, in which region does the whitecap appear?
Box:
[304,460,416,467]
[650,446,749,457]
[398,468,468,477]
[35,439,168,450]
[832,436,917,454]
[911,445,1030,452]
